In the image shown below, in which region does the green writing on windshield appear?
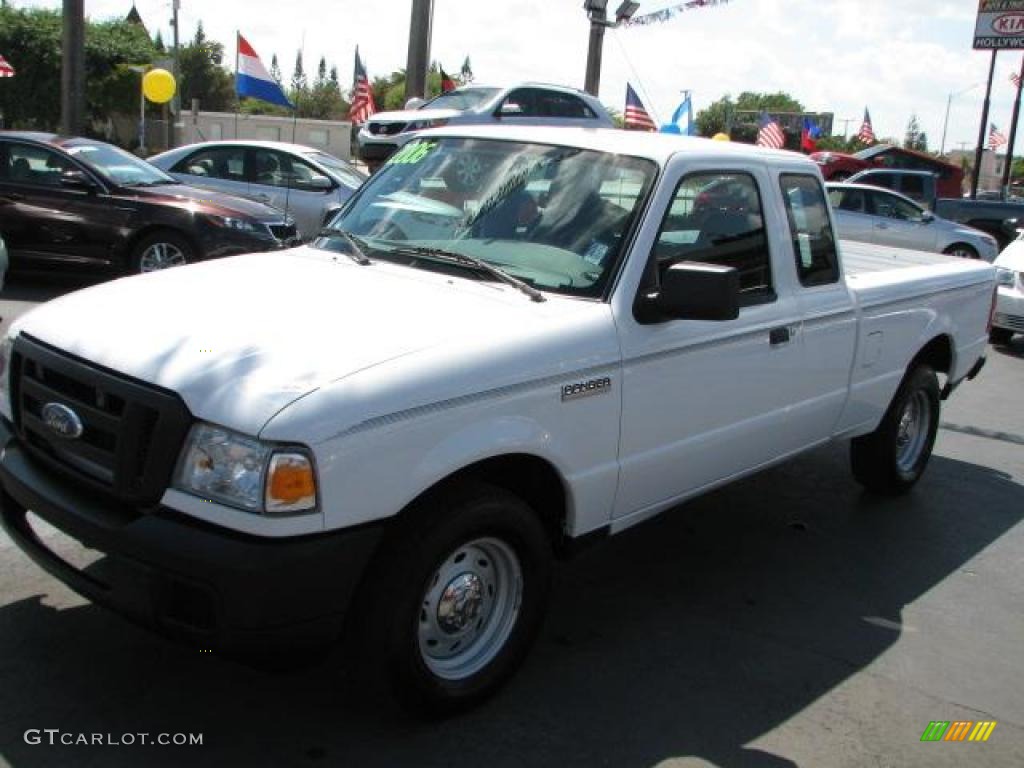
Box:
[387,141,437,165]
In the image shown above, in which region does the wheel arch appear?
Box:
[399,453,571,553]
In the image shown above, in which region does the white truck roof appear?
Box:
[421,125,807,166]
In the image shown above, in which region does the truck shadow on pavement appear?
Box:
[0,443,1020,768]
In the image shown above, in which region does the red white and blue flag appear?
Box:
[624,84,656,131]
[756,111,785,149]
[349,48,377,125]
[989,123,1008,151]
[0,53,15,78]
[857,108,876,144]
[236,33,293,109]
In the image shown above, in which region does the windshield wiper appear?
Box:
[317,228,373,265]
[387,245,545,303]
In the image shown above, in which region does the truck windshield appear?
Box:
[324,137,657,298]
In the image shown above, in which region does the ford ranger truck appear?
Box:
[0,127,995,715]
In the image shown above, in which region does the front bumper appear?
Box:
[0,419,384,655]
[993,286,1024,332]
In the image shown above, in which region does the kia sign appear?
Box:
[975,0,1024,49]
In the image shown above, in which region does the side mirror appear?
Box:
[498,103,524,117]
[649,261,740,322]
[405,97,425,110]
[60,170,97,192]
[920,210,934,224]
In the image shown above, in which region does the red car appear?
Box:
[810,144,963,198]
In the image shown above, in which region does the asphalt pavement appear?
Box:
[0,275,1021,768]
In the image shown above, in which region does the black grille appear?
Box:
[369,122,406,136]
[269,223,298,242]
[11,335,192,505]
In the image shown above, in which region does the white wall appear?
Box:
[187,111,355,161]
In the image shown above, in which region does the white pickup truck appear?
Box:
[0,127,995,714]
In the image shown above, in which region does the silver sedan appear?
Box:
[826,182,999,261]
[149,141,367,239]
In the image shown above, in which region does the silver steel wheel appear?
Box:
[895,390,931,473]
[417,536,523,681]
[138,241,187,272]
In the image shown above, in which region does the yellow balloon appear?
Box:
[712,132,731,142]
[143,68,176,104]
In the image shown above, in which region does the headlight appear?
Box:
[996,267,1017,287]
[174,422,317,515]
[0,334,14,422]
[404,118,448,132]
[206,215,264,234]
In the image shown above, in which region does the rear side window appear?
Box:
[173,146,245,181]
[535,91,596,118]
[654,171,773,303]
[780,174,839,286]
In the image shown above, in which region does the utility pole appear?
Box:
[60,0,85,135]
[838,117,854,139]
[583,1,607,96]
[971,50,997,199]
[170,0,181,148]
[1001,54,1024,194]
[404,0,434,103]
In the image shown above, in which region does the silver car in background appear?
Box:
[357,84,614,171]
[149,141,366,239]
[827,182,998,261]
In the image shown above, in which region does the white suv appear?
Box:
[357,84,613,170]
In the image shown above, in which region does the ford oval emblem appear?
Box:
[41,402,84,440]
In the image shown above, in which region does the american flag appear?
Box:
[624,84,656,131]
[857,108,876,144]
[0,53,15,78]
[755,111,785,149]
[349,48,376,126]
[988,123,1008,151]
[1012,71,1022,89]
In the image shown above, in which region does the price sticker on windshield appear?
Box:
[387,141,438,165]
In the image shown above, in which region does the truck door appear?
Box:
[611,167,811,519]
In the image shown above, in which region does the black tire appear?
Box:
[943,243,979,260]
[851,365,940,494]
[129,230,196,274]
[356,481,552,716]
[989,327,1014,345]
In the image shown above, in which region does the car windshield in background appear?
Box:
[65,143,175,187]
[420,88,500,111]
[303,151,365,186]
[325,137,656,299]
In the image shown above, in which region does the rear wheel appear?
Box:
[943,243,979,260]
[357,482,552,716]
[130,230,195,274]
[851,365,940,494]
[989,327,1014,344]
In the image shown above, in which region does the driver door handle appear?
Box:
[769,326,791,346]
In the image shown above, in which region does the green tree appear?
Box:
[179,21,234,112]
[304,56,348,119]
[0,5,157,133]
[461,56,474,83]
[291,51,308,97]
[904,114,928,152]
[270,54,282,84]
[695,91,805,140]
[154,30,165,52]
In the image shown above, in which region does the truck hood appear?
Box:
[996,239,1024,271]
[12,247,576,436]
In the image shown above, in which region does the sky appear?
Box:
[12,0,1024,153]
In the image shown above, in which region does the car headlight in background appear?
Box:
[205,215,265,235]
[174,422,317,515]
[996,267,1018,288]
[0,334,14,422]
[404,118,449,132]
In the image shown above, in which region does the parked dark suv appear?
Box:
[0,132,298,275]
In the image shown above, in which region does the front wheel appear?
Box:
[358,482,552,716]
[851,365,940,494]
[130,230,195,274]
[943,243,979,260]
